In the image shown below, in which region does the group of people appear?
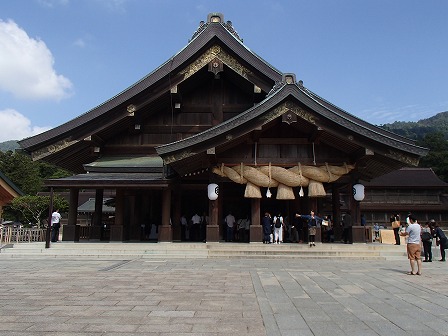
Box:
[398,213,447,276]
[180,212,208,242]
[260,210,349,246]
[223,212,250,242]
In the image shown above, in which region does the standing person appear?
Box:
[200,212,208,242]
[342,211,353,244]
[50,209,61,243]
[262,212,272,244]
[290,212,300,243]
[191,213,201,241]
[434,221,447,262]
[272,213,284,244]
[400,215,422,275]
[224,212,236,242]
[296,211,322,247]
[180,215,188,241]
[243,215,250,242]
[421,221,434,262]
[390,213,401,245]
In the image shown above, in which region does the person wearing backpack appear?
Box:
[421,221,434,262]
[272,213,284,244]
[296,210,323,247]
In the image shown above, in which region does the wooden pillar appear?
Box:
[89,189,103,240]
[158,188,172,242]
[250,198,262,243]
[110,188,124,241]
[351,183,365,242]
[332,186,342,241]
[62,188,79,241]
[172,189,181,241]
[206,199,219,242]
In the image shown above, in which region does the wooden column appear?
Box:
[158,188,172,242]
[172,189,181,241]
[89,189,103,240]
[206,199,219,242]
[250,198,262,243]
[332,186,342,242]
[110,188,124,241]
[63,188,79,242]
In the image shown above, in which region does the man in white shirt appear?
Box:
[50,209,61,242]
[191,213,201,241]
[400,214,422,275]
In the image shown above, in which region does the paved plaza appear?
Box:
[0,255,447,336]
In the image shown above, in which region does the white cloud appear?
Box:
[94,0,128,13]
[73,38,86,48]
[0,19,73,100]
[37,0,69,8]
[0,109,50,142]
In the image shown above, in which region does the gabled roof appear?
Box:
[156,81,428,180]
[363,168,448,188]
[18,14,282,153]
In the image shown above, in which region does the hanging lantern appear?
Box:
[208,183,219,200]
[353,183,365,201]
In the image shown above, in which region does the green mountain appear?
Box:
[379,111,448,140]
[0,140,20,152]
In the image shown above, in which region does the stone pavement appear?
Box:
[0,256,447,336]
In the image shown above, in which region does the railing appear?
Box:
[0,227,46,245]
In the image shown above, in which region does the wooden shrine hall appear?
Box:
[18,13,428,243]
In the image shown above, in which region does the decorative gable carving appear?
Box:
[179,45,253,81]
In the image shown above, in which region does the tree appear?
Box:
[9,195,69,228]
[0,150,42,194]
[417,132,448,182]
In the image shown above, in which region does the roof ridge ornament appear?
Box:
[190,20,208,42]
[267,74,297,96]
[190,13,243,43]
[267,81,286,96]
[223,20,243,42]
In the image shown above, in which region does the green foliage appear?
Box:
[416,132,448,182]
[380,111,448,182]
[8,195,68,228]
[0,150,42,195]
[380,111,448,141]
[0,150,71,195]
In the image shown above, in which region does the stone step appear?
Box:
[0,242,409,260]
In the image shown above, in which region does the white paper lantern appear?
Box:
[208,183,219,200]
[353,183,365,201]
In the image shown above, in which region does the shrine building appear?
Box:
[18,13,428,243]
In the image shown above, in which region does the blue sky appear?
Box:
[0,0,447,142]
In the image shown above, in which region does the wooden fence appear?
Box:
[0,227,46,244]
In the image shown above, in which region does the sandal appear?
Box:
[406,272,416,275]
[416,272,421,275]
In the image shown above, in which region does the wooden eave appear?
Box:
[44,173,169,189]
[156,83,428,180]
[17,21,282,167]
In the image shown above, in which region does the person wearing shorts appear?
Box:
[400,214,422,275]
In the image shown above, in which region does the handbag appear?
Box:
[391,220,400,229]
